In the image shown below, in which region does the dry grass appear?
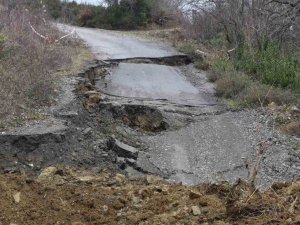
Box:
[0,1,92,129]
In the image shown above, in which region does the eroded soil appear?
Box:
[1,166,300,225]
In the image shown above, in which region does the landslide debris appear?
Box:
[0,166,300,225]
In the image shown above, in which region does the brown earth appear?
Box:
[1,166,300,225]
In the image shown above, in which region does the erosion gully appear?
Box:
[1,40,300,190]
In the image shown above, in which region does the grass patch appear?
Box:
[210,59,299,108]
[234,42,300,91]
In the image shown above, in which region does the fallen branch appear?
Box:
[289,197,298,214]
[29,22,75,44]
[54,29,75,43]
[29,22,48,40]
[248,140,271,188]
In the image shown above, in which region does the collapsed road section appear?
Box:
[1,26,300,189]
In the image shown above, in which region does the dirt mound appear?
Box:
[0,166,300,225]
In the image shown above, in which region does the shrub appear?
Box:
[210,58,298,108]
[0,0,84,128]
[234,42,300,91]
[215,72,250,98]
[238,84,296,107]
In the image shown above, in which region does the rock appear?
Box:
[108,138,138,159]
[115,173,126,184]
[57,111,78,118]
[37,167,57,182]
[83,101,97,113]
[102,205,109,213]
[126,158,136,166]
[13,192,21,203]
[116,157,126,164]
[189,190,202,200]
[84,82,93,90]
[132,196,141,204]
[82,127,92,135]
[89,94,102,104]
[191,206,201,216]
[10,223,18,225]
[146,175,162,184]
[77,176,105,182]
[162,186,169,195]
[117,157,126,169]
[287,181,300,195]
[83,91,98,98]
[213,221,230,225]
[139,188,150,198]
[201,207,209,214]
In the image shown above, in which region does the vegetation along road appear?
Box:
[0,0,300,224]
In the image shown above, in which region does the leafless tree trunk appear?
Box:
[179,0,300,50]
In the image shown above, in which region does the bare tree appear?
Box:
[180,0,300,50]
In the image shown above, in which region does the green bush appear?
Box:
[209,58,298,107]
[234,42,300,91]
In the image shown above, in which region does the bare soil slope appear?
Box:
[0,167,300,225]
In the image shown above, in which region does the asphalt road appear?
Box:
[74,26,299,187]
[72,26,179,60]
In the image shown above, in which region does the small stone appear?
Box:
[84,101,97,113]
[116,157,126,164]
[192,206,201,216]
[139,188,150,198]
[10,223,18,225]
[108,138,139,159]
[201,207,209,214]
[89,94,102,104]
[102,205,109,213]
[115,173,126,184]
[132,196,141,204]
[146,175,162,184]
[13,192,21,203]
[189,190,202,199]
[58,111,78,118]
[126,158,136,166]
[37,167,57,182]
[83,90,98,98]
[162,186,169,195]
[82,127,92,135]
[191,206,201,216]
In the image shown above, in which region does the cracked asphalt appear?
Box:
[70,25,300,187]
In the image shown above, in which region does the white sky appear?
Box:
[70,0,103,5]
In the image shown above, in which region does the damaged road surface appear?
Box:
[1,25,299,189]
[72,25,300,187]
